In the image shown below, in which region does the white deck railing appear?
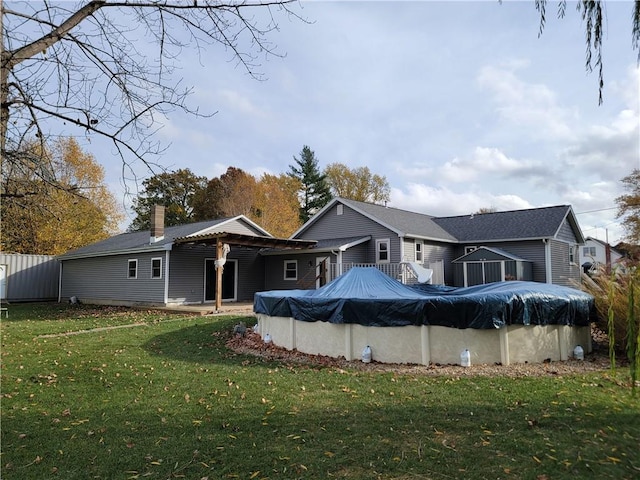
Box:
[328,261,444,285]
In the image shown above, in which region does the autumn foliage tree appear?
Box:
[616,169,640,243]
[0,137,123,254]
[252,173,302,237]
[192,167,256,221]
[324,163,390,205]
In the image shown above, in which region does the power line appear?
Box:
[575,206,618,215]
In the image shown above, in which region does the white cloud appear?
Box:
[559,68,640,181]
[391,183,533,217]
[438,147,545,183]
[476,63,575,141]
[216,89,268,119]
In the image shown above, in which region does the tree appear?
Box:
[218,167,257,218]
[324,163,390,205]
[1,0,301,202]
[616,169,640,243]
[0,137,124,254]
[533,0,640,104]
[192,177,226,222]
[288,145,332,223]
[192,166,257,221]
[251,173,302,237]
[129,168,207,231]
[476,206,497,214]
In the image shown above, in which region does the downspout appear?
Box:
[543,238,552,283]
[164,250,170,305]
[57,261,63,303]
[399,236,405,283]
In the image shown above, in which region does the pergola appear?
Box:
[173,232,316,310]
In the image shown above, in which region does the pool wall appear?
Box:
[255,314,592,365]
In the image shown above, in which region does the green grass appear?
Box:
[1,303,639,479]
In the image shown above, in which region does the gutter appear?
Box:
[58,242,173,261]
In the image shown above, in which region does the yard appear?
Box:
[1,303,638,479]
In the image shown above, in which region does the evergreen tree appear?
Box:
[288,145,332,223]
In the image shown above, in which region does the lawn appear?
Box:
[1,303,639,480]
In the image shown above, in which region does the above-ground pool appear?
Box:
[253,267,595,365]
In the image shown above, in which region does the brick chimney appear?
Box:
[150,205,165,243]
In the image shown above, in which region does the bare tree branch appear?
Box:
[1,0,303,202]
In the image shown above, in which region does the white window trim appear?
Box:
[569,245,577,265]
[415,241,423,263]
[151,257,163,279]
[127,259,138,279]
[376,238,390,264]
[284,260,298,281]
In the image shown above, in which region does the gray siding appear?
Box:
[62,244,265,306]
[404,238,417,262]
[216,221,265,236]
[233,248,266,301]
[550,239,581,287]
[61,252,165,304]
[423,242,455,285]
[556,219,579,243]
[168,245,264,303]
[296,203,399,264]
[342,243,368,264]
[0,253,60,301]
[263,252,338,291]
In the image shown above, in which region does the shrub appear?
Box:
[581,266,640,393]
[581,267,636,350]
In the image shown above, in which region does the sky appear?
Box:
[79,0,639,242]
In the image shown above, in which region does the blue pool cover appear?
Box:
[254,267,595,329]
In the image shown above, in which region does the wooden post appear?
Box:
[215,240,223,311]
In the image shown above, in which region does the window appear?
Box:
[151,258,162,279]
[583,246,596,257]
[415,241,423,262]
[127,259,138,279]
[337,204,343,216]
[569,246,576,265]
[376,239,390,263]
[284,260,298,280]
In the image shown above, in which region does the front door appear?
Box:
[204,259,237,302]
[316,257,330,288]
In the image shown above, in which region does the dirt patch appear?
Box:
[226,327,614,378]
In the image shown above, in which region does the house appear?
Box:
[58,199,585,307]
[58,206,315,308]
[263,198,585,289]
[581,236,625,274]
